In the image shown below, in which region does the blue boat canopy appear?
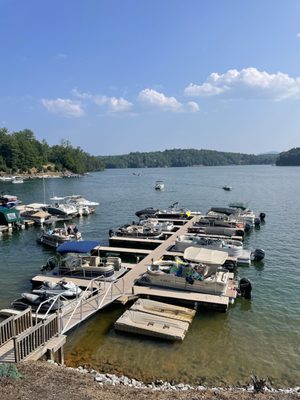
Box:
[57,241,100,254]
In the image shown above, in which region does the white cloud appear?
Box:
[297,33,300,38]
[71,89,132,113]
[138,88,183,111]
[184,67,300,100]
[94,96,133,113]
[187,101,199,112]
[41,98,84,117]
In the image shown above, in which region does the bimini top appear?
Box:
[184,247,228,265]
[57,241,100,254]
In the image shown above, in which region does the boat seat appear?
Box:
[106,256,122,270]
[88,256,100,267]
[216,271,229,283]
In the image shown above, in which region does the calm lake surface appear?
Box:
[0,165,299,386]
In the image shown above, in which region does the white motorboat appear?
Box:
[136,202,191,220]
[12,176,24,184]
[112,222,163,238]
[65,195,99,207]
[37,225,82,248]
[139,218,173,232]
[0,194,20,207]
[154,180,165,190]
[209,205,263,227]
[189,224,244,238]
[139,259,230,295]
[174,235,254,265]
[47,197,78,217]
[65,195,99,215]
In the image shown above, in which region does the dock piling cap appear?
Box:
[183,247,228,265]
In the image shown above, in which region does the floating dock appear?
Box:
[115,299,195,341]
[130,298,196,323]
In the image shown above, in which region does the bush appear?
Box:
[0,364,22,379]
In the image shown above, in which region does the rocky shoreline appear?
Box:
[1,361,299,400]
[0,171,83,180]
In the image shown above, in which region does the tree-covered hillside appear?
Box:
[276,148,300,166]
[0,128,104,174]
[98,149,278,168]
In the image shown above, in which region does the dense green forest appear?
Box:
[0,128,104,174]
[0,127,280,173]
[276,148,300,166]
[98,149,277,168]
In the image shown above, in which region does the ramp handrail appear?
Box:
[60,276,108,333]
[34,293,70,325]
[61,276,125,334]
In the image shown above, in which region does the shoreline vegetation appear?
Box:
[0,128,104,176]
[1,127,299,173]
[1,362,299,400]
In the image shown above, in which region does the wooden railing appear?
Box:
[14,308,32,334]
[0,308,32,347]
[13,313,59,362]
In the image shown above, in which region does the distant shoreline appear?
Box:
[0,171,85,181]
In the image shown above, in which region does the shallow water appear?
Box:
[0,165,300,386]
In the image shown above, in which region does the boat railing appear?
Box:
[0,308,32,347]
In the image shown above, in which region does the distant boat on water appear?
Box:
[155,180,165,190]
[12,176,24,184]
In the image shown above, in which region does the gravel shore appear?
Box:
[0,362,299,400]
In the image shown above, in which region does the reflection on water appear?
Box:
[1,166,300,386]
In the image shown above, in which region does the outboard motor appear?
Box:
[254,217,261,227]
[108,229,114,237]
[236,229,245,238]
[244,222,253,232]
[252,248,265,262]
[259,212,266,222]
[239,277,252,299]
[41,258,57,272]
[223,260,237,273]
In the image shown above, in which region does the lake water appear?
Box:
[0,165,299,387]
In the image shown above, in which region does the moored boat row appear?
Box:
[0,200,266,348]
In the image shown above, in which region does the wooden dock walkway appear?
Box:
[114,216,199,299]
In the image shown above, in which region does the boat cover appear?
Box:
[57,241,100,254]
[0,206,23,223]
[229,202,248,210]
[26,203,49,209]
[183,247,228,265]
[209,207,235,215]
[32,210,50,218]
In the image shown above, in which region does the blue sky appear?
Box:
[1,0,300,155]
